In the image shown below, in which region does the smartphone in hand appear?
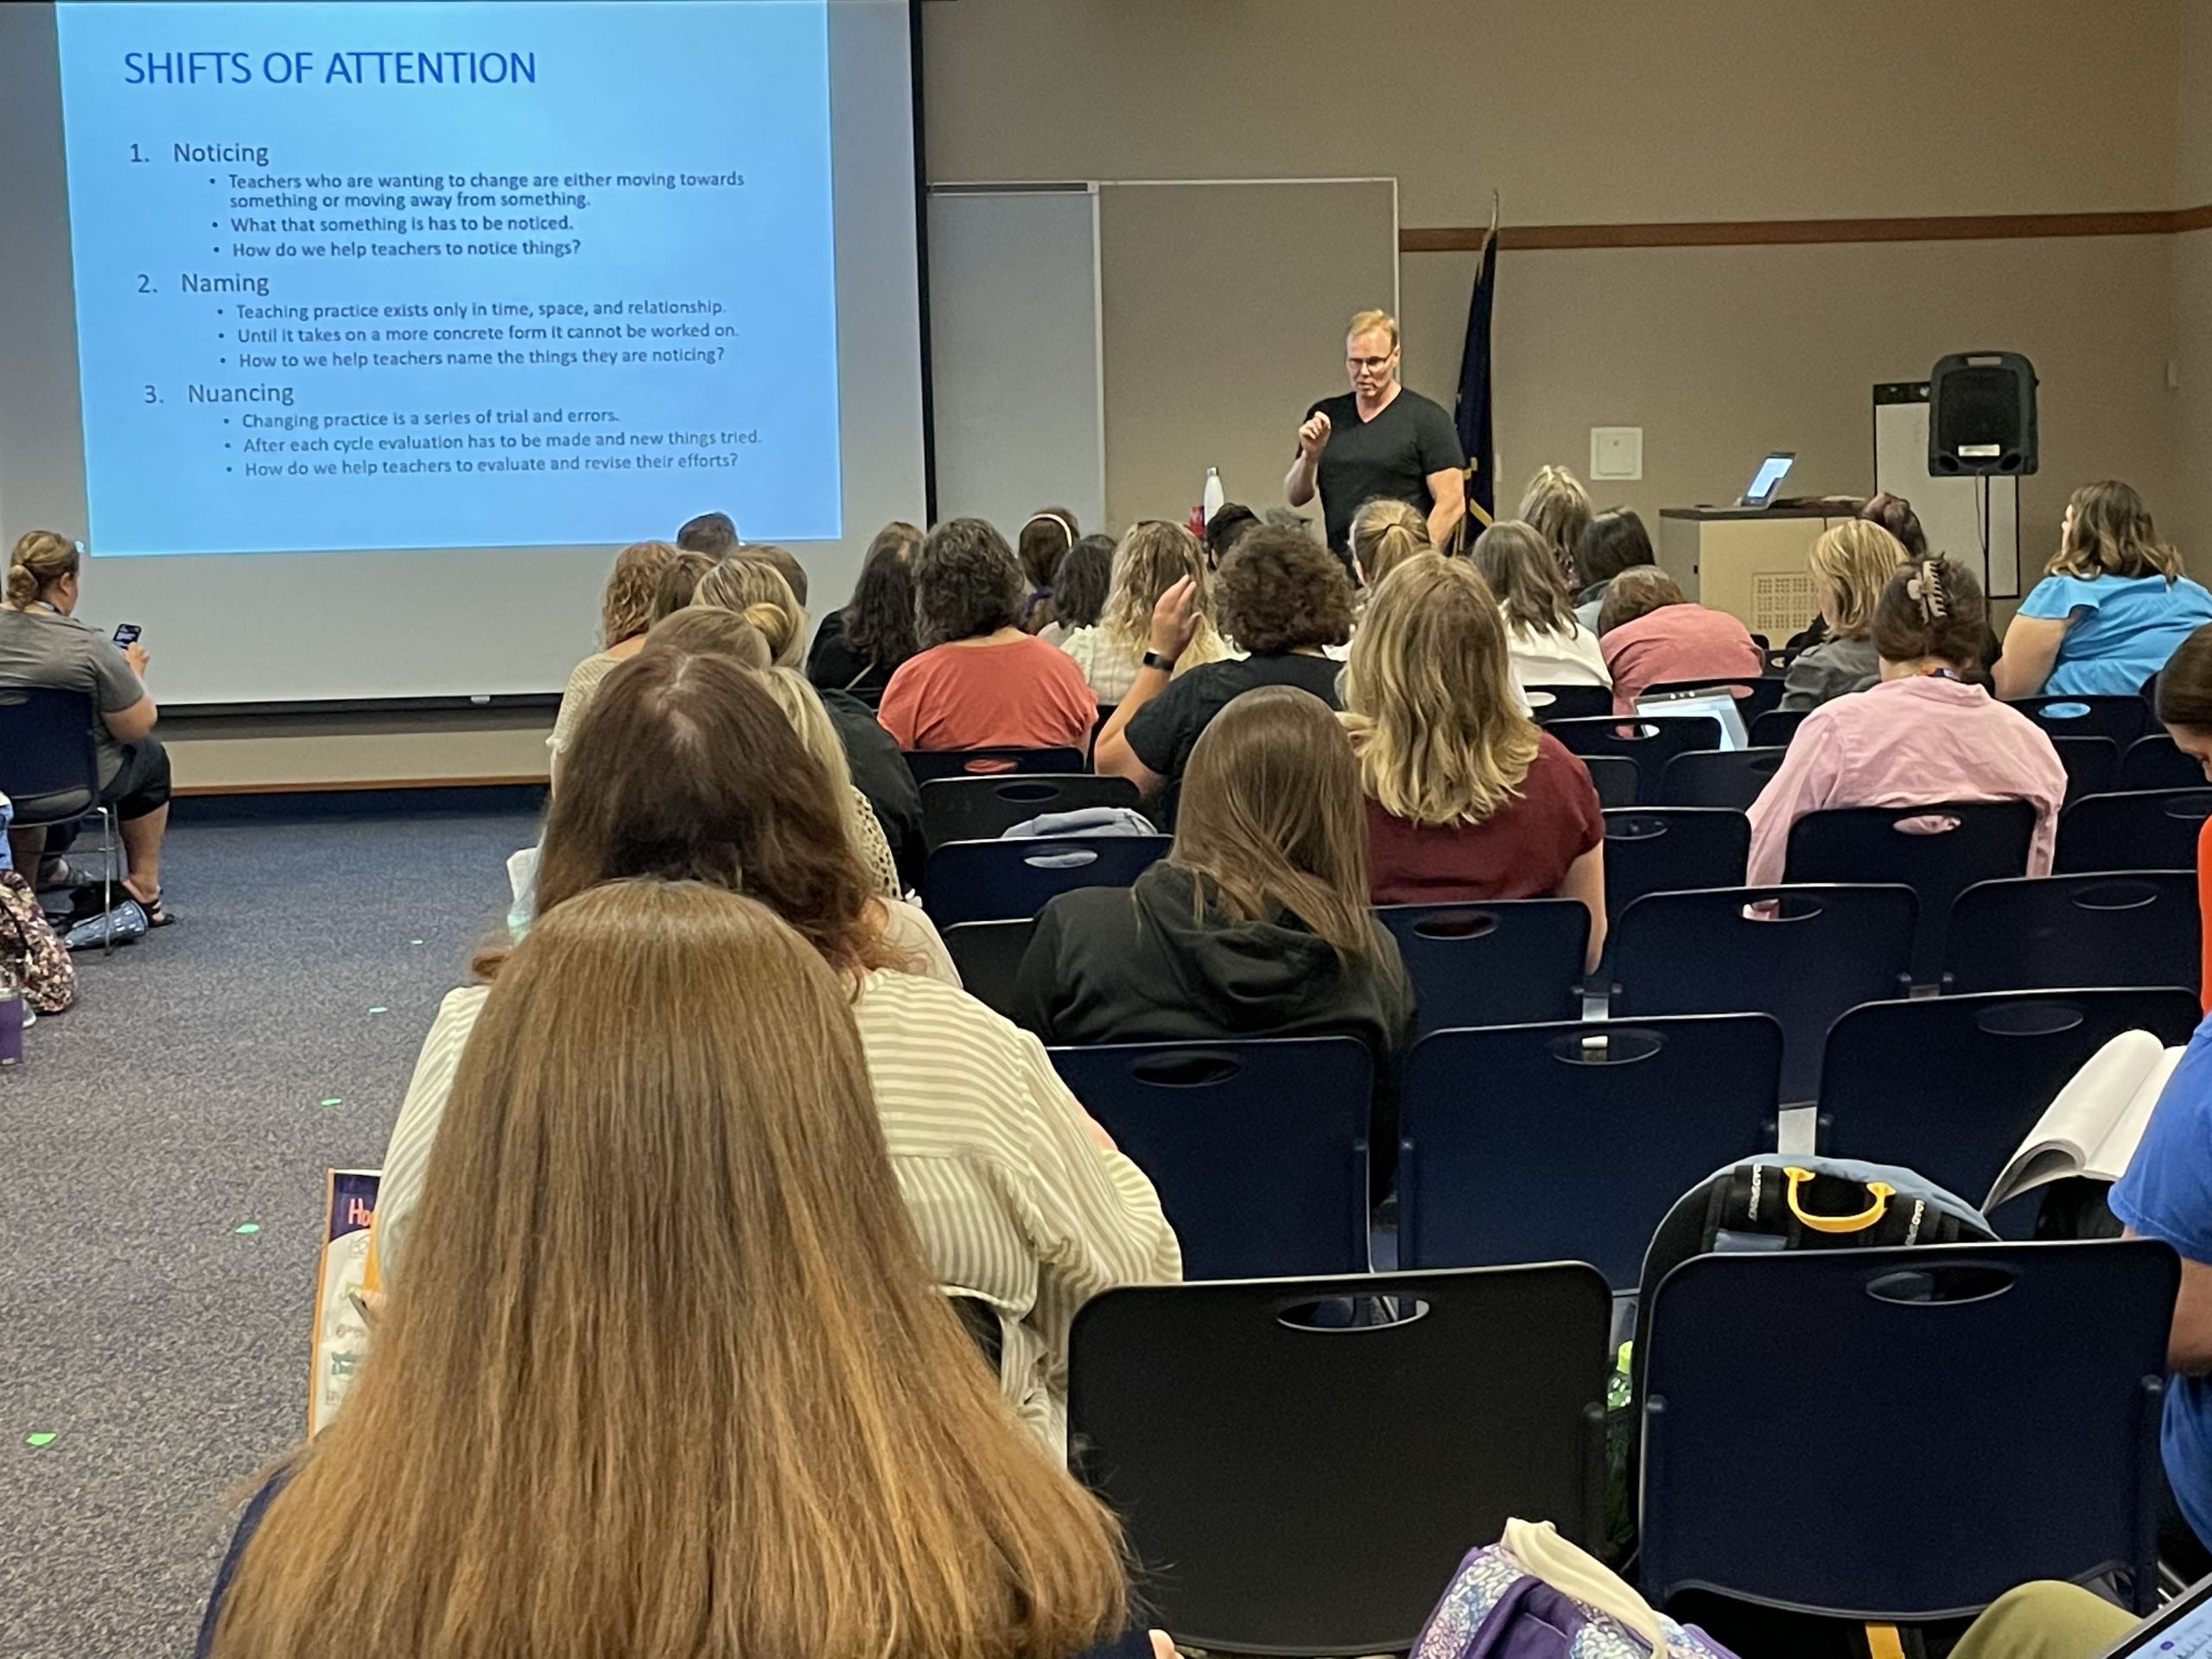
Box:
[111,623,141,647]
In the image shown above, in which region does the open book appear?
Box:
[308,1168,381,1437]
[1984,1032,2184,1214]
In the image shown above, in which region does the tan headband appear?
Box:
[1023,512,1075,548]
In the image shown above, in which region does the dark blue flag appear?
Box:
[1454,219,1499,524]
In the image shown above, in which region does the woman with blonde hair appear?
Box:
[1998,480,2212,698]
[205,881,1136,1659]
[758,667,907,901]
[1778,521,1904,710]
[1517,464,1595,586]
[1016,684,1412,1066]
[695,555,808,667]
[543,540,680,784]
[1350,498,1430,593]
[1061,520,1230,702]
[1344,555,1606,963]
[1471,519,1611,690]
[372,652,1177,1446]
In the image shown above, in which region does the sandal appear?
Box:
[122,881,178,927]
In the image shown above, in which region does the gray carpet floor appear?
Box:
[0,808,538,1659]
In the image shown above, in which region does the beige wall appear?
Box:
[163,709,553,793]
[2173,5,2212,564]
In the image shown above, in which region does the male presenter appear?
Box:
[1285,308,1466,564]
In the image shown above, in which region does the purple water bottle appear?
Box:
[0,976,22,1067]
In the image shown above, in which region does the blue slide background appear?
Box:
[54,1,842,556]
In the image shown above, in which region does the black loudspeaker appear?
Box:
[1929,351,2037,476]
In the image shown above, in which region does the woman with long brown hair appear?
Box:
[1015,683,1413,1068]
[1344,555,1606,964]
[808,519,922,698]
[207,880,1134,1659]
[1471,520,1610,690]
[1998,480,2212,698]
[374,652,1178,1444]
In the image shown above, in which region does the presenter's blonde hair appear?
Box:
[695,557,807,667]
[1347,308,1400,349]
[1343,554,1541,828]
[1808,521,1907,641]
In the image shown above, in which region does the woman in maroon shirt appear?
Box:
[1342,553,1606,968]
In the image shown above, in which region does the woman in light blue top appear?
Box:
[1997,481,2212,699]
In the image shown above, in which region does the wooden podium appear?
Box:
[1656,505,1853,643]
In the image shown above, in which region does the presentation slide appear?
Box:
[57,2,840,555]
[0,0,926,704]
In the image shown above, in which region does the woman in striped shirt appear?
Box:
[373,649,1179,1447]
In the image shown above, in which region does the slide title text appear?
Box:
[123,49,537,86]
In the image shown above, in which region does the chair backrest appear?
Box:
[2120,732,2202,791]
[1578,753,1640,810]
[1048,1038,1372,1279]
[1601,808,1751,924]
[1397,1014,1782,1288]
[901,746,1087,785]
[1816,987,2203,1210]
[1640,1241,2175,1621]
[1524,683,1614,721]
[1542,716,1724,805]
[1376,899,1589,1034]
[1944,873,2201,996]
[938,918,1036,1017]
[2049,734,2119,806]
[2056,787,2212,875]
[1610,885,1916,1103]
[1657,746,1788,810]
[1748,706,1808,748]
[1068,1264,1613,1656]
[0,685,101,826]
[923,836,1171,925]
[1642,676,1787,721]
[1783,799,2037,986]
[2006,693,2150,749]
[1762,646,1798,674]
[918,772,1141,850]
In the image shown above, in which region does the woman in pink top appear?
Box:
[878,518,1099,753]
[1746,557,2068,887]
[1598,567,1766,715]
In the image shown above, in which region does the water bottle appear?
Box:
[0,973,22,1067]
[1201,466,1225,523]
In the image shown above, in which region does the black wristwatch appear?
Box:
[1141,650,1178,674]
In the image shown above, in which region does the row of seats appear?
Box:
[1067,1239,2172,1652]
[1039,985,2200,1283]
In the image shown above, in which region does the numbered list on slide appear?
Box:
[54,1,842,556]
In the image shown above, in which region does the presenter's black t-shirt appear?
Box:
[1302,388,1465,557]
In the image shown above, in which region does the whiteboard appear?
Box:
[1872,384,2020,599]
[926,187,1105,536]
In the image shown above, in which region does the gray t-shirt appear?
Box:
[1779,635,1881,713]
[0,607,146,785]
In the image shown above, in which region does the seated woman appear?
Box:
[1747,557,2067,886]
[651,548,718,619]
[1471,520,1611,690]
[1350,498,1431,597]
[1999,480,2212,699]
[545,540,677,789]
[1016,684,1413,1070]
[2153,625,2212,1006]
[1061,520,1231,705]
[806,521,920,699]
[203,882,1135,1659]
[1572,508,1656,633]
[1096,528,1354,823]
[878,518,1100,753]
[373,652,1177,1446]
[1597,567,1765,715]
[0,531,174,923]
[1017,508,1079,633]
[1039,533,1112,647]
[1777,521,1905,711]
[1518,463,1595,588]
[695,556,808,668]
[1344,555,1605,966]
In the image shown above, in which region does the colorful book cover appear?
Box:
[308,1168,381,1437]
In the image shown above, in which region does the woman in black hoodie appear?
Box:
[1013,683,1415,1077]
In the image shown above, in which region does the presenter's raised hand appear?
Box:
[1147,575,1202,664]
[1298,410,1333,458]
[123,640,149,677]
